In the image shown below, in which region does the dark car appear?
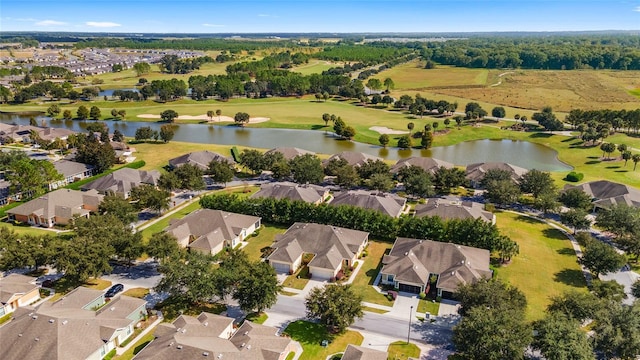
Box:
[105,283,124,298]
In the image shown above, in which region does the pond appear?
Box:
[0,113,571,171]
[98,88,139,97]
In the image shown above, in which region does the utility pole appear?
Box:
[407,305,413,344]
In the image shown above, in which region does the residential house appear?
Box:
[465,162,528,187]
[165,209,261,255]
[265,147,315,161]
[342,344,388,360]
[415,198,496,224]
[135,312,298,360]
[268,222,369,280]
[0,274,39,317]
[0,286,147,360]
[390,156,454,176]
[7,188,104,227]
[0,178,19,206]
[323,151,383,168]
[110,142,135,163]
[49,160,95,190]
[250,181,328,204]
[563,180,640,211]
[81,168,161,199]
[0,123,75,144]
[380,238,492,297]
[168,150,235,171]
[329,190,407,218]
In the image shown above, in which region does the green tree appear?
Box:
[533,190,560,214]
[270,161,291,180]
[46,104,61,118]
[63,109,72,120]
[367,173,394,191]
[160,109,179,123]
[159,124,175,143]
[112,129,124,142]
[519,169,555,198]
[632,279,640,298]
[341,126,356,140]
[421,131,433,149]
[174,163,205,190]
[378,134,390,148]
[135,126,154,141]
[147,232,181,263]
[89,106,101,120]
[457,279,527,316]
[407,122,415,134]
[233,262,281,313]
[55,236,114,282]
[491,106,506,119]
[532,313,594,360]
[434,167,467,193]
[305,284,364,332]
[357,159,390,180]
[289,154,324,184]
[133,62,151,76]
[322,113,331,127]
[596,204,639,238]
[591,280,627,303]
[98,195,137,224]
[130,184,170,213]
[579,241,626,277]
[335,165,360,189]
[158,171,182,192]
[333,117,345,137]
[633,154,640,171]
[77,105,89,120]
[600,142,616,159]
[592,302,640,359]
[208,160,235,186]
[239,149,265,174]
[324,157,348,176]
[403,172,434,198]
[623,150,633,166]
[383,77,394,91]
[6,159,62,199]
[366,78,382,91]
[547,290,601,323]
[155,251,218,305]
[484,179,521,206]
[110,108,119,119]
[559,188,593,211]
[560,209,591,233]
[397,135,412,149]
[234,112,250,126]
[75,138,115,173]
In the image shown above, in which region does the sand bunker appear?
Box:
[369,126,409,135]
[137,114,270,123]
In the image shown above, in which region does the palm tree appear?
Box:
[207,110,214,121]
[216,109,222,121]
[407,122,415,135]
[633,154,640,171]
[383,78,394,92]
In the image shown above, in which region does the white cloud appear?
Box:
[35,20,67,26]
[634,6,640,11]
[202,23,225,27]
[85,21,121,28]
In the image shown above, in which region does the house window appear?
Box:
[387,274,394,282]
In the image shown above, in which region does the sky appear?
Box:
[2,0,640,33]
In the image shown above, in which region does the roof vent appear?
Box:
[169,342,174,347]
[62,320,68,325]
[32,315,38,320]
[203,321,208,327]
[35,337,39,342]
[18,333,22,337]
[419,240,423,243]
[218,354,223,359]
[177,345,183,350]
[404,252,409,256]
[110,307,115,311]
[244,331,249,335]
[49,319,55,324]
[246,345,251,350]
[240,343,245,348]
[451,271,455,275]
[181,329,187,333]
[461,260,465,264]
[203,352,209,356]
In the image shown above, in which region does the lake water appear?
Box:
[0,113,571,171]
[98,88,139,97]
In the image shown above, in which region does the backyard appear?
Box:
[350,240,394,306]
[494,211,588,321]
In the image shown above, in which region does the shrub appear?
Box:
[484,203,496,212]
[418,292,427,300]
[565,171,584,182]
[435,296,442,302]
[39,288,51,297]
[388,290,398,300]
[288,269,294,276]
[336,271,344,280]
[329,276,336,283]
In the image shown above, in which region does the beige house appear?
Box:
[136,312,298,360]
[268,223,369,280]
[0,286,146,360]
[265,147,315,161]
[390,156,454,176]
[165,209,261,255]
[380,238,492,298]
[329,190,407,218]
[81,168,160,199]
[342,344,388,360]
[563,180,640,211]
[251,182,328,204]
[168,150,235,170]
[415,198,496,224]
[0,274,39,317]
[7,188,104,227]
[323,151,383,168]
[465,162,528,188]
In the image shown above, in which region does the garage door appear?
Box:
[399,283,422,294]
[271,262,290,274]
[311,268,334,280]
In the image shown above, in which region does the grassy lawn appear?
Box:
[290,59,339,75]
[242,223,287,262]
[122,287,150,299]
[387,341,421,360]
[0,221,61,236]
[282,266,310,290]
[417,299,440,316]
[245,311,268,324]
[139,200,202,240]
[362,306,389,314]
[131,141,256,171]
[113,332,155,360]
[374,60,489,89]
[283,320,363,360]
[280,290,298,296]
[155,296,226,321]
[350,240,394,307]
[494,211,588,321]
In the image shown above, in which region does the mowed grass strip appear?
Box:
[283,320,363,360]
[494,211,587,321]
[351,241,394,306]
[242,223,287,262]
[387,341,421,360]
[374,60,489,89]
[113,332,155,360]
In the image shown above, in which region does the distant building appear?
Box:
[49,160,95,190]
[563,180,640,211]
[465,162,528,188]
[329,190,406,218]
[250,182,328,204]
[265,147,315,161]
[390,156,454,176]
[415,198,495,224]
[323,151,383,168]
[81,168,160,199]
[168,150,235,171]
[0,274,39,317]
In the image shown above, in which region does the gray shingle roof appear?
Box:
[165,209,260,253]
[342,344,388,360]
[265,147,315,160]
[135,312,293,360]
[7,188,103,219]
[0,274,37,305]
[564,180,640,209]
[390,157,454,175]
[168,150,235,170]
[381,238,492,293]
[81,168,160,195]
[250,182,327,204]
[415,198,494,223]
[52,160,94,179]
[268,223,368,271]
[324,151,383,167]
[465,162,528,184]
[329,190,406,218]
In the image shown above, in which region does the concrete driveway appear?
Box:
[600,267,640,305]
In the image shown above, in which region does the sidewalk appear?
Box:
[115,315,163,355]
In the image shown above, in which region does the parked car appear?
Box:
[105,283,124,298]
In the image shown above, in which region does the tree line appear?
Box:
[158,54,213,74]
[199,193,518,255]
[73,37,299,52]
